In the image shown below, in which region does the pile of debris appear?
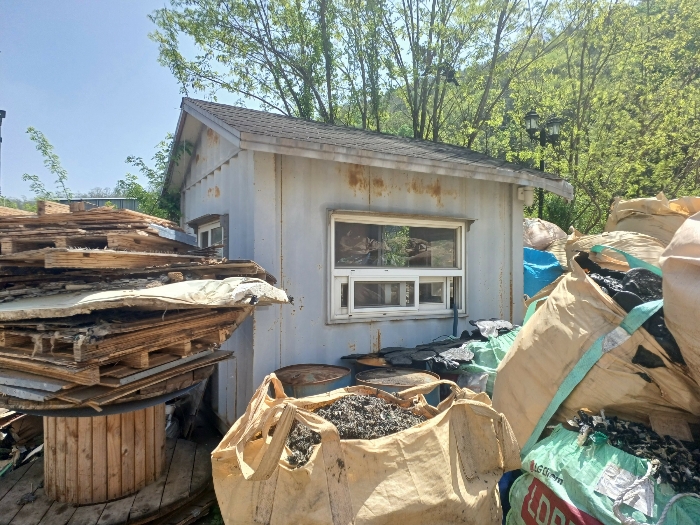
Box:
[575,252,683,364]
[285,395,427,466]
[0,204,287,411]
[0,409,43,476]
[0,201,197,255]
[341,319,516,370]
[569,410,700,494]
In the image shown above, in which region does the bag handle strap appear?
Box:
[590,244,662,276]
[520,300,663,457]
[453,399,521,473]
[395,379,459,402]
[213,373,287,459]
[232,401,354,525]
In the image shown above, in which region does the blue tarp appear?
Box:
[524,247,563,297]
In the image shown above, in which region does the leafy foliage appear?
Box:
[0,196,38,212]
[115,134,190,221]
[22,127,72,201]
[151,0,700,234]
[17,127,185,222]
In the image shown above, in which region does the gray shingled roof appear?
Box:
[184,98,562,182]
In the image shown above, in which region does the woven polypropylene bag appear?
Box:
[211,374,521,525]
[605,193,700,245]
[659,211,700,386]
[524,218,567,250]
[492,262,700,449]
[506,426,700,525]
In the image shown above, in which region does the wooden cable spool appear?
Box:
[43,403,166,504]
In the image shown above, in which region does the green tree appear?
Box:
[115,135,190,221]
[22,127,72,200]
[150,0,340,121]
[150,0,700,233]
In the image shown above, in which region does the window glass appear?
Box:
[211,226,223,245]
[335,222,457,268]
[340,283,348,308]
[200,231,209,248]
[353,281,415,309]
[419,281,444,303]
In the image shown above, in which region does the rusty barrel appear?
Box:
[355,368,441,406]
[274,364,352,398]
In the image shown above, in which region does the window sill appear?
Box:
[326,312,469,325]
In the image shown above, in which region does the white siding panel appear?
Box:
[247,154,522,386]
[181,126,525,423]
[180,131,256,428]
[186,126,240,188]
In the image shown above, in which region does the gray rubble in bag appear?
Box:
[437,344,474,363]
[570,410,700,494]
[284,395,427,467]
[473,319,514,338]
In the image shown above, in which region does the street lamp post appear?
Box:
[524,109,562,218]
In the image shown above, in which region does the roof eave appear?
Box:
[163,106,188,195]
[239,132,574,199]
[175,98,573,200]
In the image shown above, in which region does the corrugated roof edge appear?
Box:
[165,98,573,199]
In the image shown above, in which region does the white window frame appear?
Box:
[328,210,470,323]
[198,220,224,256]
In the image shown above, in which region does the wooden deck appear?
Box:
[0,438,214,525]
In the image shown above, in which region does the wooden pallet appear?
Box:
[0,438,213,525]
[0,206,181,231]
[0,309,246,405]
[0,309,244,365]
[0,260,275,287]
[0,207,196,257]
[0,353,228,410]
[0,206,34,218]
[0,249,206,269]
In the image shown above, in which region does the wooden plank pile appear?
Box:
[0,203,198,256]
[0,203,287,412]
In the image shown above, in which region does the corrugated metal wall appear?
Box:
[181,126,524,429]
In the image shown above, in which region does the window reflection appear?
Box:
[335,222,457,268]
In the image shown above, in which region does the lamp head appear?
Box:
[547,115,562,142]
[524,109,539,140]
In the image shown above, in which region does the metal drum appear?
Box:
[275,364,352,398]
[355,368,441,406]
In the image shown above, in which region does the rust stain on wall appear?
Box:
[205,127,219,145]
[371,176,386,197]
[405,177,456,207]
[207,186,221,198]
[195,154,200,163]
[370,328,382,353]
[347,164,368,195]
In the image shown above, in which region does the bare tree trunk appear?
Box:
[319,0,335,123]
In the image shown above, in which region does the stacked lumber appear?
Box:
[0,206,35,218]
[0,205,288,412]
[0,260,275,305]
[0,205,198,255]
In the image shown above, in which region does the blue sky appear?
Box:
[0,1,223,198]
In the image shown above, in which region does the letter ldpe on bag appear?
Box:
[521,477,604,525]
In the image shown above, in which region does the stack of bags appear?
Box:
[0,203,288,412]
[501,196,700,524]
